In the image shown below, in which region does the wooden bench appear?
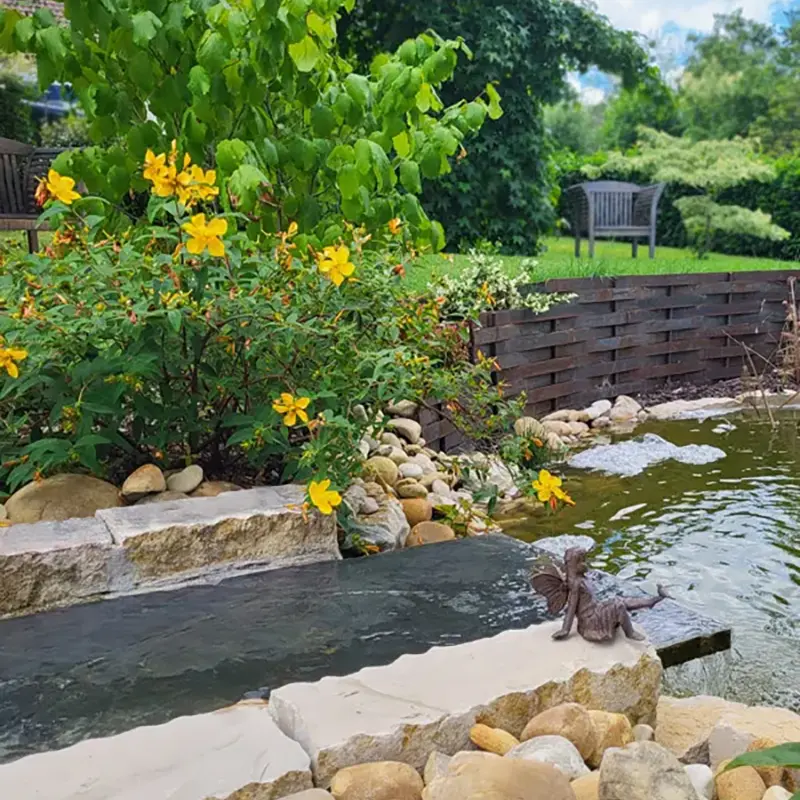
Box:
[567,180,666,259]
[0,137,65,253]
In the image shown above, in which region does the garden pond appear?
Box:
[502,411,800,711]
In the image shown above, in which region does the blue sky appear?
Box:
[571,0,799,102]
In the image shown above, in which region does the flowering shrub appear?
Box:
[0,149,514,512]
[430,250,575,321]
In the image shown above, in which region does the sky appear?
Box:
[572,0,800,103]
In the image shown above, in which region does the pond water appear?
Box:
[502,413,800,710]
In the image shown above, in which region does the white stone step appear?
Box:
[268,620,662,787]
[0,700,312,800]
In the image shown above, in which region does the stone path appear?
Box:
[0,536,729,763]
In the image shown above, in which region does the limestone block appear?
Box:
[98,485,339,582]
[0,518,113,615]
[0,700,312,799]
[269,621,662,787]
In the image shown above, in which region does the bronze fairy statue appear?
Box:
[531,547,670,643]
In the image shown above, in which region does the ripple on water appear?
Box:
[510,415,800,706]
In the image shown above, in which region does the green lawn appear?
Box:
[406,236,796,292]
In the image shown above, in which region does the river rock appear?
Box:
[715,765,766,800]
[166,465,204,494]
[608,395,642,422]
[744,737,785,788]
[399,463,425,480]
[544,420,574,437]
[599,741,698,800]
[362,482,386,499]
[543,410,573,423]
[397,479,428,499]
[419,472,449,489]
[572,771,599,800]
[633,724,654,743]
[423,752,575,800]
[191,481,243,498]
[122,464,166,500]
[400,498,433,527]
[460,455,517,497]
[6,474,122,523]
[568,421,590,435]
[591,417,612,430]
[585,400,612,421]
[344,498,409,551]
[388,447,409,465]
[410,453,438,475]
[506,735,589,780]
[386,399,419,418]
[381,432,406,449]
[406,521,455,547]
[430,479,451,497]
[364,456,399,487]
[330,761,423,800]
[569,433,726,478]
[646,397,740,421]
[359,497,380,515]
[521,703,598,761]
[136,491,190,505]
[376,445,394,458]
[763,787,793,800]
[588,711,633,768]
[428,493,456,510]
[422,753,451,786]
[386,418,422,445]
[685,764,714,800]
[0,503,6,521]
[285,791,334,799]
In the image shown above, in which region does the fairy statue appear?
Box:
[530,547,670,642]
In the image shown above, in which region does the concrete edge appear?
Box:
[0,485,340,619]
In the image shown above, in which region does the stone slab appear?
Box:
[268,621,662,786]
[0,700,312,799]
[97,485,340,581]
[0,518,113,615]
[0,536,729,763]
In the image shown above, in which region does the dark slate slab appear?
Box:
[0,535,729,763]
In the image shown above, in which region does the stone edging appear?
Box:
[0,484,339,618]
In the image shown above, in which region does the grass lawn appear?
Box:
[406,236,796,292]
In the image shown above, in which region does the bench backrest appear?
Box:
[0,137,64,217]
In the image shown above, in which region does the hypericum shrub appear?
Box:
[0,148,520,512]
[0,0,498,253]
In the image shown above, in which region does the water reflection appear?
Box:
[504,414,800,709]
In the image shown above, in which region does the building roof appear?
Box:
[3,1,64,20]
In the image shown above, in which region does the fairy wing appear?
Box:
[530,565,568,614]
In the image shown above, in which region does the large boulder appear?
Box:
[521,703,598,761]
[329,761,423,800]
[656,695,741,764]
[422,751,576,800]
[6,474,122,523]
[599,742,698,800]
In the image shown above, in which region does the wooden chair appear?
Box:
[0,137,65,253]
[566,180,666,259]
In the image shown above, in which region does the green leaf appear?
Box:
[229,163,268,210]
[354,138,372,175]
[393,131,411,158]
[311,104,336,138]
[197,31,230,73]
[399,160,421,193]
[13,16,35,47]
[337,164,360,200]
[725,743,800,771]
[344,74,370,108]
[463,101,487,131]
[188,65,211,97]
[289,35,321,73]
[131,10,162,47]
[216,139,249,173]
[486,83,503,120]
[326,144,354,170]
[36,26,67,62]
[167,309,182,333]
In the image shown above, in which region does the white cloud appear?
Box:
[592,0,781,37]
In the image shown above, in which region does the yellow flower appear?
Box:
[152,164,194,202]
[182,214,227,257]
[187,165,219,202]
[388,217,403,235]
[317,245,355,287]
[0,345,28,378]
[38,170,80,205]
[532,469,575,509]
[308,479,342,515]
[143,150,168,182]
[272,392,311,426]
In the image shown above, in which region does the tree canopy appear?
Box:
[340,0,653,251]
